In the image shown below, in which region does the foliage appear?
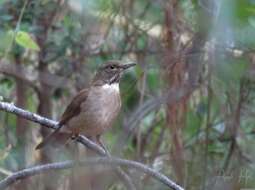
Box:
[0,0,255,190]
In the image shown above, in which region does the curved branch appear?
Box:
[0,101,184,190]
[0,157,184,190]
[0,102,136,189]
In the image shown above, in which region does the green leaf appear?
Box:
[14,31,40,51]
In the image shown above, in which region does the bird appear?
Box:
[35,60,136,150]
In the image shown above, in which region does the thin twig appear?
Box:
[0,101,184,190]
[0,168,13,176]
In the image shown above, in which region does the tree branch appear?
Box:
[0,157,184,190]
[0,101,106,154]
[0,101,136,189]
[0,101,184,190]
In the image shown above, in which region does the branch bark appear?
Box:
[0,101,184,190]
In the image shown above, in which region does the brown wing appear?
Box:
[59,88,89,126]
[35,89,89,150]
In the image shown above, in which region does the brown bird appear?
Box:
[36,60,136,150]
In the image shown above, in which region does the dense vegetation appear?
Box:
[0,0,255,189]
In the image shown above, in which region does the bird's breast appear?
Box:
[68,83,121,136]
[88,83,121,122]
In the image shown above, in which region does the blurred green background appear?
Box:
[0,0,255,189]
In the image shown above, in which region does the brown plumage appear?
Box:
[35,60,135,150]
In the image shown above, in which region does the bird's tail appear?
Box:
[35,126,72,150]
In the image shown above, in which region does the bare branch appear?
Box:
[0,101,184,190]
[0,101,106,154]
[0,157,184,190]
[0,101,136,189]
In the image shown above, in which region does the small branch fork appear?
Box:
[0,101,184,190]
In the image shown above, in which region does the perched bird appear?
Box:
[36,60,136,150]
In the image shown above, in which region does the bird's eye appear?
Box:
[110,65,115,69]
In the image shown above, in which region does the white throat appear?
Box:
[102,83,119,92]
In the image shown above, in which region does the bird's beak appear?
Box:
[121,62,136,70]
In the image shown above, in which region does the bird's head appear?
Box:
[92,60,136,85]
